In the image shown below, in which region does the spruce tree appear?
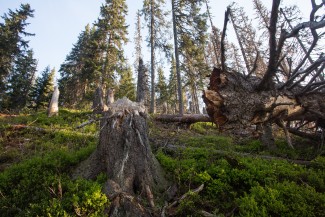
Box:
[59,25,98,107]
[172,0,209,114]
[143,0,171,113]
[7,49,37,111]
[30,67,55,110]
[95,0,129,89]
[133,10,143,73]
[156,67,168,107]
[116,64,136,101]
[167,56,178,113]
[0,4,34,107]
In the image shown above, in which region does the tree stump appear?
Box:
[48,86,59,117]
[74,97,166,216]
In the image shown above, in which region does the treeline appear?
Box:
[1,0,322,114]
[58,0,212,113]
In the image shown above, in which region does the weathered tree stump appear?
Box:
[74,97,166,216]
[48,86,59,117]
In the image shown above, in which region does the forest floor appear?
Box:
[0,109,324,216]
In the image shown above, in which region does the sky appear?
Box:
[0,0,313,80]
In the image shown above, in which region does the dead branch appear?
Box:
[75,119,96,129]
[166,184,204,211]
[9,124,46,132]
[257,0,281,90]
[221,7,230,71]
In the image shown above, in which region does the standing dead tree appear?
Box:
[136,58,149,104]
[203,0,325,149]
[73,97,166,216]
[48,86,59,117]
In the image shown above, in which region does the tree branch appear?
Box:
[221,7,230,71]
[257,0,281,91]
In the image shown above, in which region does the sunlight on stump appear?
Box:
[48,86,59,117]
[74,97,166,216]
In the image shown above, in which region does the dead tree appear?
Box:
[48,86,59,117]
[203,0,325,149]
[136,58,149,104]
[106,88,115,105]
[73,97,167,216]
[93,86,107,113]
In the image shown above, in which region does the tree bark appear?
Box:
[73,97,167,216]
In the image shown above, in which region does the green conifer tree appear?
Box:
[143,0,171,113]
[0,4,34,107]
[116,64,136,101]
[7,49,37,111]
[156,67,168,106]
[30,67,55,110]
[95,0,129,89]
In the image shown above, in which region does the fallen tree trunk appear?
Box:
[155,114,212,124]
[73,97,167,216]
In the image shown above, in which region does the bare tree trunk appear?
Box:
[48,86,59,117]
[73,98,167,216]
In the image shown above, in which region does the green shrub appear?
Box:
[0,147,107,216]
[237,181,325,217]
[190,122,217,134]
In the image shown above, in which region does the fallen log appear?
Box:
[155,114,212,124]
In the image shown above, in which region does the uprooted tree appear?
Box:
[74,97,167,216]
[203,0,325,149]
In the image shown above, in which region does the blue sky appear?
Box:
[0,0,312,79]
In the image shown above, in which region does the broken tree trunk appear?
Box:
[106,88,115,105]
[48,86,59,117]
[93,86,108,113]
[203,67,325,146]
[73,97,167,216]
[136,58,149,104]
